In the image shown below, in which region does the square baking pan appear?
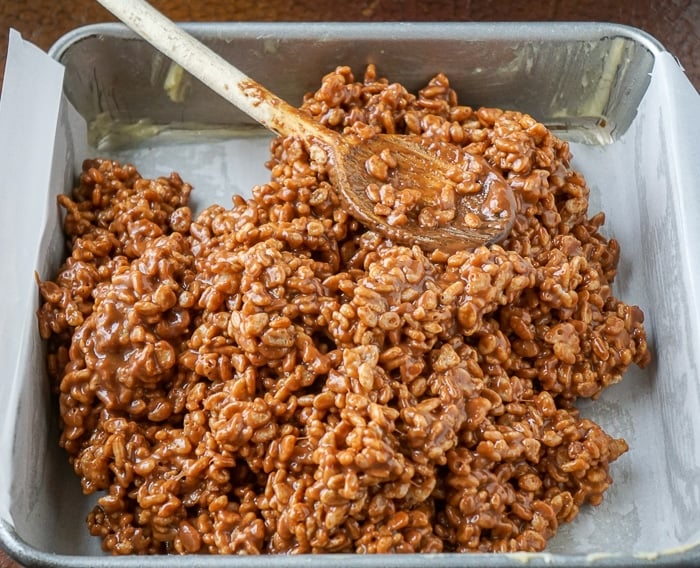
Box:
[0,21,699,567]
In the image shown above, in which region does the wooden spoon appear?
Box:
[96,0,516,252]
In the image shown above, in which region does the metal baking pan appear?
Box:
[1,21,699,567]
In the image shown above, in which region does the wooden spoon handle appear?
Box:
[96,0,335,144]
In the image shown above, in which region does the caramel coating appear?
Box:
[37,65,649,555]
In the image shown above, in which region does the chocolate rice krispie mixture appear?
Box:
[37,64,650,555]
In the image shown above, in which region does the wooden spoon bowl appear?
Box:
[329,134,515,251]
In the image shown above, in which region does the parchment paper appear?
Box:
[0,29,66,524]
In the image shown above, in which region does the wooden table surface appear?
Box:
[0,0,698,566]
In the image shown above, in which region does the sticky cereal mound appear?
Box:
[37,65,650,555]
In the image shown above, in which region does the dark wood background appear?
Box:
[0,0,698,566]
